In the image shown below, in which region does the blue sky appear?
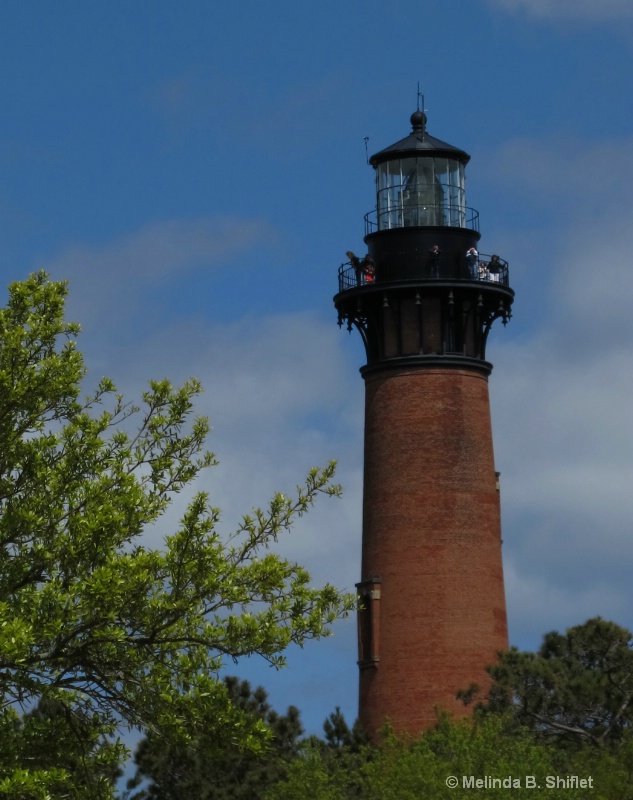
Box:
[3,0,633,760]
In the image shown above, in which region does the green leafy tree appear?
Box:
[0,699,123,799]
[0,272,353,798]
[486,617,633,749]
[266,618,633,800]
[284,708,370,800]
[127,676,304,800]
[266,714,595,800]
[563,733,633,799]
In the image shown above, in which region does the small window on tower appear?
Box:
[356,578,381,669]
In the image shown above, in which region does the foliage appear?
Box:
[0,699,123,800]
[320,706,368,752]
[486,617,633,748]
[561,733,633,800]
[266,714,597,800]
[271,707,371,800]
[126,676,304,800]
[0,272,353,797]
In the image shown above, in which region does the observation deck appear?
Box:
[337,251,509,292]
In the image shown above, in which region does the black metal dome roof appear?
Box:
[369,111,471,167]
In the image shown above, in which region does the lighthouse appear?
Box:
[335,110,513,737]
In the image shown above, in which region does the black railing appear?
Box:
[365,204,480,235]
[337,253,509,293]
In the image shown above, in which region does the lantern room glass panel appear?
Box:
[376,156,466,230]
[377,160,405,229]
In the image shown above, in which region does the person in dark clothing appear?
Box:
[466,247,479,278]
[346,251,376,285]
[488,254,502,282]
[428,244,441,278]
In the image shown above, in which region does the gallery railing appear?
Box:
[337,253,509,293]
[364,204,480,235]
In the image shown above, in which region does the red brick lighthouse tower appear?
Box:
[335,110,514,737]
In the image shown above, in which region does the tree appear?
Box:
[321,706,368,752]
[486,617,633,749]
[127,676,304,800]
[0,699,123,799]
[268,616,633,800]
[0,272,353,797]
[266,714,592,800]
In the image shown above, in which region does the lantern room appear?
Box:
[359,111,484,284]
[367,110,476,234]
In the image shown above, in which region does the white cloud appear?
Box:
[77,304,365,595]
[489,0,633,21]
[40,215,278,326]
[552,223,633,350]
[35,213,363,595]
[504,558,628,650]
[483,132,633,648]
[488,135,633,213]
[490,344,633,650]
[34,127,633,715]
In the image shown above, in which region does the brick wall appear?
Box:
[358,366,508,737]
